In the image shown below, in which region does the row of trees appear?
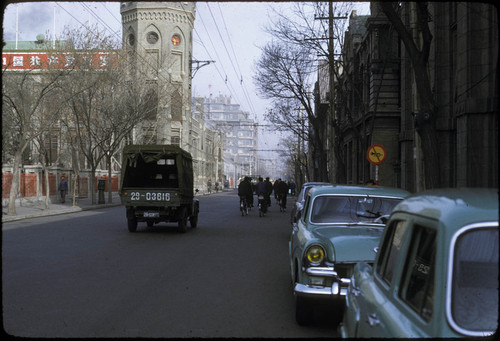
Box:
[2,25,154,215]
[253,2,441,189]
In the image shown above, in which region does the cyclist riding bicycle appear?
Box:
[238,177,253,216]
[256,177,268,217]
[274,178,289,212]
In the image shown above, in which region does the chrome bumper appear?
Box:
[294,266,351,297]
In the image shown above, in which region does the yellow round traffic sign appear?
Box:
[367,144,387,165]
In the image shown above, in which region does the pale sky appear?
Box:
[2,1,370,156]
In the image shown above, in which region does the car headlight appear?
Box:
[305,245,325,265]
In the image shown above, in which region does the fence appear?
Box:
[2,166,119,204]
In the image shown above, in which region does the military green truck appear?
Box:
[119,144,199,233]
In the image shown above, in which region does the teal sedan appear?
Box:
[289,185,410,325]
[340,188,498,337]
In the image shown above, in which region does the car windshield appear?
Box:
[309,195,402,224]
[450,227,498,333]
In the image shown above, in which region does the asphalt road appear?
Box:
[2,190,339,337]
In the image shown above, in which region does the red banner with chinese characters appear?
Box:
[2,52,118,70]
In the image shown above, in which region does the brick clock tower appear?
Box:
[120,2,195,146]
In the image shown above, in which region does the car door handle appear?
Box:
[367,313,380,327]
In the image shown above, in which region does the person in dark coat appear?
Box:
[58,175,69,203]
[256,177,268,214]
[275,178,289,210]
[238,177,253,208]
[264,177,273,207]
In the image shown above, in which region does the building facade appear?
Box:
[333,2,498,191]
[192,94,258,187]
[2,2,223,205]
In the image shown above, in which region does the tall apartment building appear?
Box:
[193,94,258,187]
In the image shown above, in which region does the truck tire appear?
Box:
[190,212,198,228]
[177,207,188,233]
[128,218,138,232]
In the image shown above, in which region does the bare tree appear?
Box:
[58,24,159,204]
[379,2,440,189]
[255,2,354,182]
[2,49,69,215]
[254,41,330,180]
[32,98,64,210]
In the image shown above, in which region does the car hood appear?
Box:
[313,225,383,263]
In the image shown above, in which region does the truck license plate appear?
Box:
[144,212,159,218]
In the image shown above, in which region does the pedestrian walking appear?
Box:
[58,176,69,203]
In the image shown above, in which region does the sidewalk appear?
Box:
[2,193,123,223]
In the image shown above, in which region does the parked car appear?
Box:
[340,188,498,337]
[289,185,410,325]
[290,182,331,223]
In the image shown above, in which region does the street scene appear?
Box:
[2,1,498,338]
[3,191,339,338]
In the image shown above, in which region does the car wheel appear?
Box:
[295,295,314,326]
[128,218,137,232]
[146,221,154,227]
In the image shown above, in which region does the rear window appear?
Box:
[450,226,498,334]
[123,155,178,188]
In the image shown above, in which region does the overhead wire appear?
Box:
[193,6,239,102]
[215,2,258,119]
[56,2,279,157]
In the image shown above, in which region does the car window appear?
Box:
[298,189,305,203]
[301,195,312,223]
[399,225,436,322]
[309,195,402,224]
[451,227,498,332]
[376,220,408,285]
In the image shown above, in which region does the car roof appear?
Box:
[307,184,411,198]
[392,188,499,227]
[302,182,331,187]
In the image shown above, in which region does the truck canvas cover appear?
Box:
[120,144,193,198]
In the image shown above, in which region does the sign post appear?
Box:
[366,144,387,185]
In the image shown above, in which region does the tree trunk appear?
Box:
[90,168,97,205]
[7,152,22,216]
[107,154,113,204]
[44,166,50,210]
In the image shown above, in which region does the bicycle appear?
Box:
[240,196,249,216]
[258,195,267,217]
[277,193,286,213]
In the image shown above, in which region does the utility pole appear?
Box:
[328,1,337,182]
[315,2,347,183]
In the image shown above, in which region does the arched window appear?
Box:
[171,89,182,122]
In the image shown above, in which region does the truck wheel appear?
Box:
[177,207,188,233]
[128,218,138,232]
[147,221,154,227]
[177,217,188,233]
[190,212,198,228]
